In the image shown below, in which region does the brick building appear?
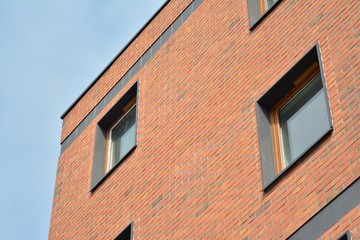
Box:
[49,0,359,239]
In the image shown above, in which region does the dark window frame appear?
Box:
[91,82,139,191]
[256,44,333,191]
[247,0,282,30]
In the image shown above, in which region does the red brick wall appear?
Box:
[50,0,360,239]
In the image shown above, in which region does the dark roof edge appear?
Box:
[61,0,170,119]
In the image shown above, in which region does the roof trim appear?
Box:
[61,0,170,119]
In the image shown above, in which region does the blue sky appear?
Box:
[0,1,166,239]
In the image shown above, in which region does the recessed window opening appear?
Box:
[337,231,350,240]
[114,222,133,240]
[91,82,138,191]
[256,45,333,190]
[247,0,281,28]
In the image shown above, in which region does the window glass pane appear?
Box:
[111,107,136,167]
[120,124,136,159]
[279,75,330,167]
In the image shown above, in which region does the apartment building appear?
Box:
[49,0,359,239]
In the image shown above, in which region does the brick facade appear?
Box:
[49,0,359,239]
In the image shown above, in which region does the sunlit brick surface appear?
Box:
[50,0,359,239]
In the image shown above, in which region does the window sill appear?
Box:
[263,129,333,192]
[90,145,137,193]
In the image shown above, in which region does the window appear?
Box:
[270,63,331,173]
[247,0,280,28]
[114,222,133,240]
[256,45,332,190]
[107,98,136,172]
[91,82,138,191]
[337,231,350,240]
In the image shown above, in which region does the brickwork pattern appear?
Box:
[50,0,360,239]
